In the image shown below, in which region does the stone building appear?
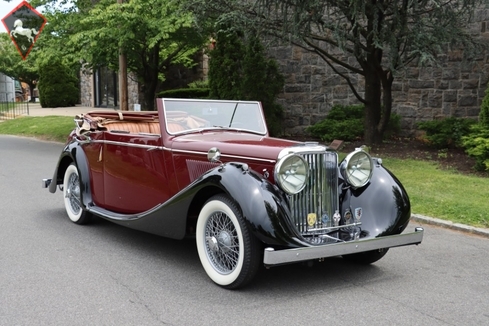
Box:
[79,67,139,110]
[268,7,489,137]
[79,52,209,110]
[79,8,489,137]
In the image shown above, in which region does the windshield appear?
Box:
[162,98,268,135]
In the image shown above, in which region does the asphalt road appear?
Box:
[1,135,488,326]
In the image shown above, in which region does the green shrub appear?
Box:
[38,58,79,108]
[307,105,364,142]
[462,124,489,171]
[479,85,489,127]
[461,84,489,171]
[307,104,401,142]
[417,117,476,149]
[188,80,209,89]
[157,88,210,99]
[385,113,402,139]
[325,104,364,121]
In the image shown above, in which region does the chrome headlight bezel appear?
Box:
[274,154,309,195]
[340,149,374,189]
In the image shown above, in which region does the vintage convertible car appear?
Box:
[43,98,424,289]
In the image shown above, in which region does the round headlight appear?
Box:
[274,154,309,195]
[340,149,373,189]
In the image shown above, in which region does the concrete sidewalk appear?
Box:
[26,102,117,117]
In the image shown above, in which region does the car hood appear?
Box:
[170,132,302,162]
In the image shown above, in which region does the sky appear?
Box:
[1,0,40,33]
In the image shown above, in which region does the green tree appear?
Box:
[208,30,246,100]
[37,57,79,107]
[4,0,208,110]
[462,83,489,171]
[209,30,284,135]
[189,0,486,144]
[241,34,284,135]
[64,0,206,110]
[0,32,39,101]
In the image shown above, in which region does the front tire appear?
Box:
[63,163,91,224]
[196,194,261,289]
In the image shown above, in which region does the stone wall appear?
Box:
[127,73,139,109]
[269,7,489,137]
[79,68,93,107]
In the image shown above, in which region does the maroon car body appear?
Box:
[43,98,423,288]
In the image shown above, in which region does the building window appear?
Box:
[94,67,118,108]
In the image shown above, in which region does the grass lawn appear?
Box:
[383,158,489,228]
[0,116,74,143]
[0,115,487,228]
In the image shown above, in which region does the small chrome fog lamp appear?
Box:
[340,148,373,189]
[274,154,308,195]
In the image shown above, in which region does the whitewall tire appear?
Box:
[196,194,261,289]
[63,163,91,224]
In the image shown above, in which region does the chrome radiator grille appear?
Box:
[289,151,339,241]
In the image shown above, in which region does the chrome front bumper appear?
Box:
[263,227,424,266]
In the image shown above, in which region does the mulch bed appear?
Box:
[341,138,485,177]
[287,135,485,177]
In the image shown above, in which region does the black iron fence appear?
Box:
[0,100,29,121]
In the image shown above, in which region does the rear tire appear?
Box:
[342,248,389,264]
[63,163,92,225]
[196,194,261,289]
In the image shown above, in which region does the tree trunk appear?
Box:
[143,84,157,110]
[363,69,383,145]
[379,73,394,136]
[141,46,160,111]
[119,51,128,111]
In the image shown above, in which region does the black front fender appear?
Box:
[201,163,303,247]
[339,160,411,239]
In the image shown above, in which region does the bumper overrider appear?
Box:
[263,227,424,266]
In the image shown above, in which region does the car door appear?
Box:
[102,131,171,214]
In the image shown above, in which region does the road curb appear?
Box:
[412,213,489,238]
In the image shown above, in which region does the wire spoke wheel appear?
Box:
[66,172,82,215]
[63,163,91,225]
[205,211,240,274]
[196,194,261,289]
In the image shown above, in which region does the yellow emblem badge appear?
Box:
[307,213,317,226]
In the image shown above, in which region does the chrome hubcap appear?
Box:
[206,231,233,253]
[204,211,239,274]
[66,173,81,214]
